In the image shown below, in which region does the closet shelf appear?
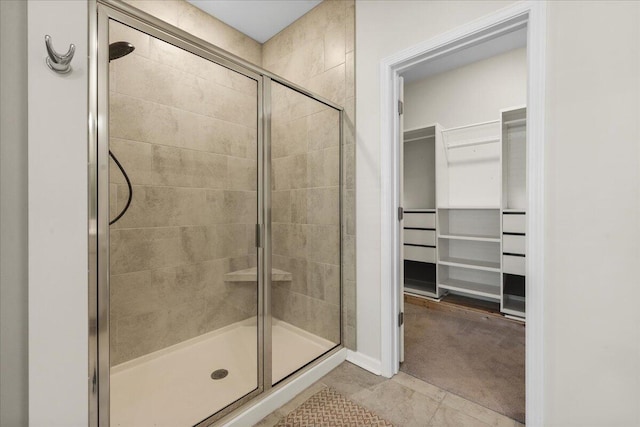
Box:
[438,233,500,243]
[441,119,500,161]
[442,119,500,132]
[503,118,526,127]
[404,135,435,143]
[405,208,436,213]
[405,284,438,298]
[446,136,499,150]
[502,298,526,317]
[438,206,500,210]
[438,279,500,300]
[439,257,500,272]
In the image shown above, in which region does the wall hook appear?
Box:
[45,35,75,74]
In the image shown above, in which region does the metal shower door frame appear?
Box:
[88,1,344,426]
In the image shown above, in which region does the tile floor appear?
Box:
[255,362,525,427]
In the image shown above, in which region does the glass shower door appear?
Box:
[106,20,260,426]
[269,81,342,384]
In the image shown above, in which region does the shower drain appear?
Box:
[211,369,229,380]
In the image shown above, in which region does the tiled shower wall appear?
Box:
[263,0,356,349]
[110,0,357,358]
[122,0,262,66]
[108,21,259,366]
[271,82,341,344]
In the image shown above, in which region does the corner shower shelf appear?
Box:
[224,267,292,283]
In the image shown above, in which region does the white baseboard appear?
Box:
[346,350,383,376]
[222,348,347,426]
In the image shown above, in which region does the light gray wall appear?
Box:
[356,0,640,424]
[404,47,527,129]
[28,1,89,424]
[0,1,29,426]
[543,1,640,423]
[403,139,435,209]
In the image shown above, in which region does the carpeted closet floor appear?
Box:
[401,299,525,423]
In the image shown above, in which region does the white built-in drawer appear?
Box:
[404,229,436,246]
[503,254,525,276]
[404,245,436,263]
[404,212,436,229]
[503,214,526,234]
[503,234,526,255]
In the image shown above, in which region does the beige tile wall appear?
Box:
[122,0,262,66]
[263,0,356,349]
[111,0,356,355]
[109,21,259,366]
[270,82,341,344]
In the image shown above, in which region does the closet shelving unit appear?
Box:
[402,108,527,320]
[436,120,502,302]
[402,125,441,299]
[437,209,502,300]
[500,106,527,319]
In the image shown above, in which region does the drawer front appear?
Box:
[503,254,525,276]
[405,213,436,229]
[503,234,526,255]
[404,229,436,246]
[503,214,526,234]
[404,245,436,263]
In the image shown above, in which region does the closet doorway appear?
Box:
[381,4,546,425]
[399,30,527,422]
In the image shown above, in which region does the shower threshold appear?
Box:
[110,317,335,426]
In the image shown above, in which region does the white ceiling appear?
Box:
[187,0,322,43]
[401,27,527,84]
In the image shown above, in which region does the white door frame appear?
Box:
[378,2,546,426]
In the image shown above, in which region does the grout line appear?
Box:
[112,54,259,101]
[109,135,258,160]
[124,46,258,97]
[113,183,258,193]
[110,223,257,231]
[109,181,258,192]
[402,364,523,424]
[110,258,255,278]
[112,184,260,198]
[426,395,444,427]
[270,106,341,122]
[110,180,339,192]
[439,389,521,426]
[109,91,257,131]
[271,287,340,308]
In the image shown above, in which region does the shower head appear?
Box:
[109,41,135,61]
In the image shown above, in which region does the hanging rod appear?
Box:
[404,135,435,143]
[504,118,526,126]
[447,137,500,150]
[442,119,500,133]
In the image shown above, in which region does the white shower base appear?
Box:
[110,318,335,427]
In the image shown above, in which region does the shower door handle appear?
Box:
[255,224,262,248]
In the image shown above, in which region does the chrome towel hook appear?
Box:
[45,35,75,74]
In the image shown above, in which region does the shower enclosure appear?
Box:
[89,2,342,426]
